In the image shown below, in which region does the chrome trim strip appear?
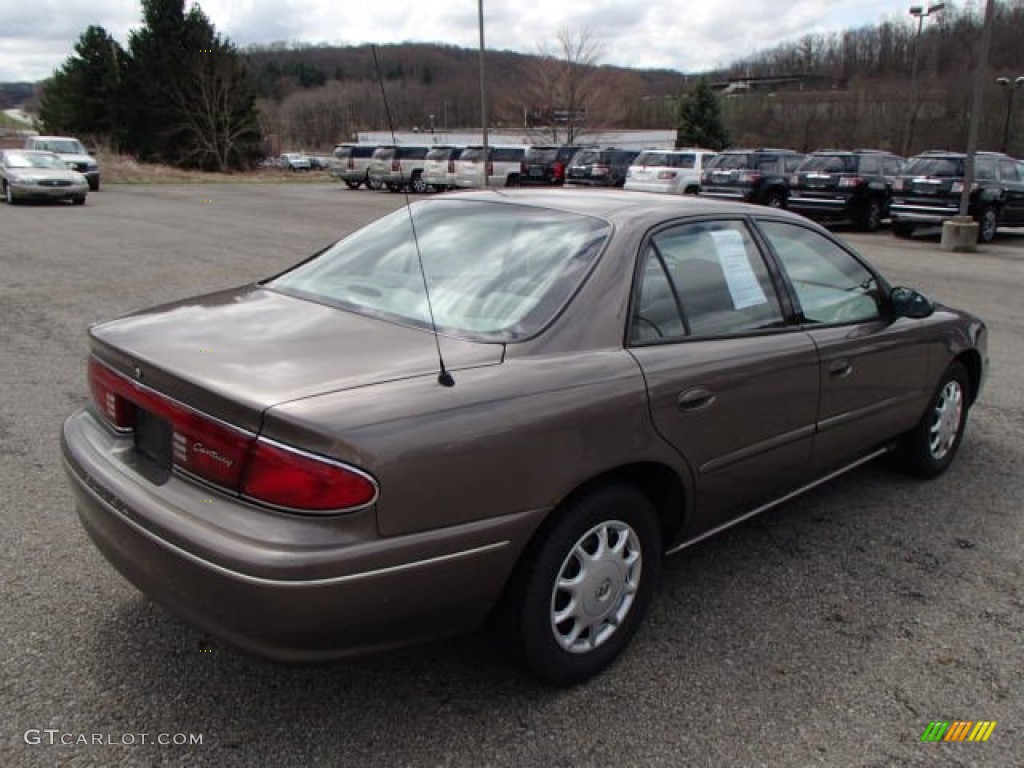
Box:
[68,454,508,588]
[699,424,816,474]
[666,447,890,556]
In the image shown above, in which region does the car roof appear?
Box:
[433,188,800,229]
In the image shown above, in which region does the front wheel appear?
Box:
[896,362,970,478]
[498,485,662,686]
[977,206,998,243]
[409,172,429,194]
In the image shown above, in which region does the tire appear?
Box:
[367,177,384,191]
[892,221,914,238]
[857,199,883,232]
[72,195,86,205]
[409,172,429,194]
[495,485,662,686]
[89,177,99,192]
[977,206,998,244]
[343,180,361,190]
[764,190,786,208]
[896,362,970,479]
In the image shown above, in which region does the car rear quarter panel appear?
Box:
[261,349,686,537]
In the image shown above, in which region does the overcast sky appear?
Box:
[2,0,913,84]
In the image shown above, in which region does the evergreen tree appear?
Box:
[675,79,730,150]
[38,26,128,142]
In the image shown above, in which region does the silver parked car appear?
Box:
[1,149,89,205]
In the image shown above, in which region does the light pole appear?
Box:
[903,3,945,157]
[996,76,1024,154]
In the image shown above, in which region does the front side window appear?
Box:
[758,221,883,325]
[630,220,785,343]
[270,200,609,341]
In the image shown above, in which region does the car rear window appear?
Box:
[800,155,856,173]
[397,147,429,159]
[269,200,610,341]
[904,157,964,177]
[634,152,693,168]
[708,153,755,170]
[525,147,559,163]
[426,147,458,161]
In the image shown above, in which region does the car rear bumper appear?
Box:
[787,196,853,215]
[698,189,749,201]
[624,181,681,194]
[889,203,961,223]
[62,408,544,661]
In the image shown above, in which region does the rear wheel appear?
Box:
[343,180,361,190]
[977,206,998,243]
[494,485,662,686]
[892,221,915,238]
[409,172,429,194]
[896,362,970,478]
[857,199,883,232]
[367,177,384,191]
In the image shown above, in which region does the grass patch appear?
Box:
[99,150,334,185]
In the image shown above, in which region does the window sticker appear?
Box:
[709,230,768,309]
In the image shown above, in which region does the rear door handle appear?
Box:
[678,387,716,412]
[829,359,853,378]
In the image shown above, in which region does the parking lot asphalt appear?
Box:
[1,183,1021,767]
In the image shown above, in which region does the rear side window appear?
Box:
[397,147,429,160]
[904,157,962,177]
[630,220,784,342]
[783,155,804,172]
[801,155,855,173]
[710,153,755,170]
[493,148,524,162]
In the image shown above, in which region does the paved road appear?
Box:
[2,184,1021,767]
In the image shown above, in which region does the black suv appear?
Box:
[890,151,1024,242]
[788,150,905,231]
[564,148,640,187]
[699,149,804,207]
[519,145,579,186]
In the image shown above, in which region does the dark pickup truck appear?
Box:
[889,150,1024,242]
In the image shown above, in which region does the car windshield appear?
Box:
[5,152,69,170]
[35,139,86,154]
[708,154,754,170]
[269,200,610,341]
[904,157,964,177]
[801,155,856,173]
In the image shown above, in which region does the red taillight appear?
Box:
[87,358,376,512]
[738,171,762,183]
[552,161,565,180]
[347,158,355,169]
[242,440,377,511]
[839,176,863,188]
[391,159,400,171]
[448,159,456,173]
[486,161,494,176]
[657,170,678,179]
[89,359,136,430]
[591,164,609,176]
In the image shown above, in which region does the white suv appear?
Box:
[367,145,432,193]
[624,148,716,195]
[24,135,100,190]
[454,146,526,188]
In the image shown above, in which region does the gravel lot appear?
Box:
[1,183,1021,767]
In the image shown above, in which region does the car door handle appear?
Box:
[678,387,716,412]
[829,359,853,378]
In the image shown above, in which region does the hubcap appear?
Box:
[550,520,642,654]
[928,379,963,460]
[981,211,996,241]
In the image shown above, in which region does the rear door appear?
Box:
[628,218,819,532]
[998,158,1024,224]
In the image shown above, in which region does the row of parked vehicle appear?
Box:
[330,142,1024,242]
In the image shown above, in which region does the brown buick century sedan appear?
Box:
[62,190,987,685]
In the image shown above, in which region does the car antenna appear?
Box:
[372,45,455,388]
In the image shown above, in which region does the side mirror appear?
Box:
[890,286,934,319]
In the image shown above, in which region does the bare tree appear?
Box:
[514,27,627,145]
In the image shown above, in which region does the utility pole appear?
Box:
[903,3,945,157]
[478,0,488,187]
